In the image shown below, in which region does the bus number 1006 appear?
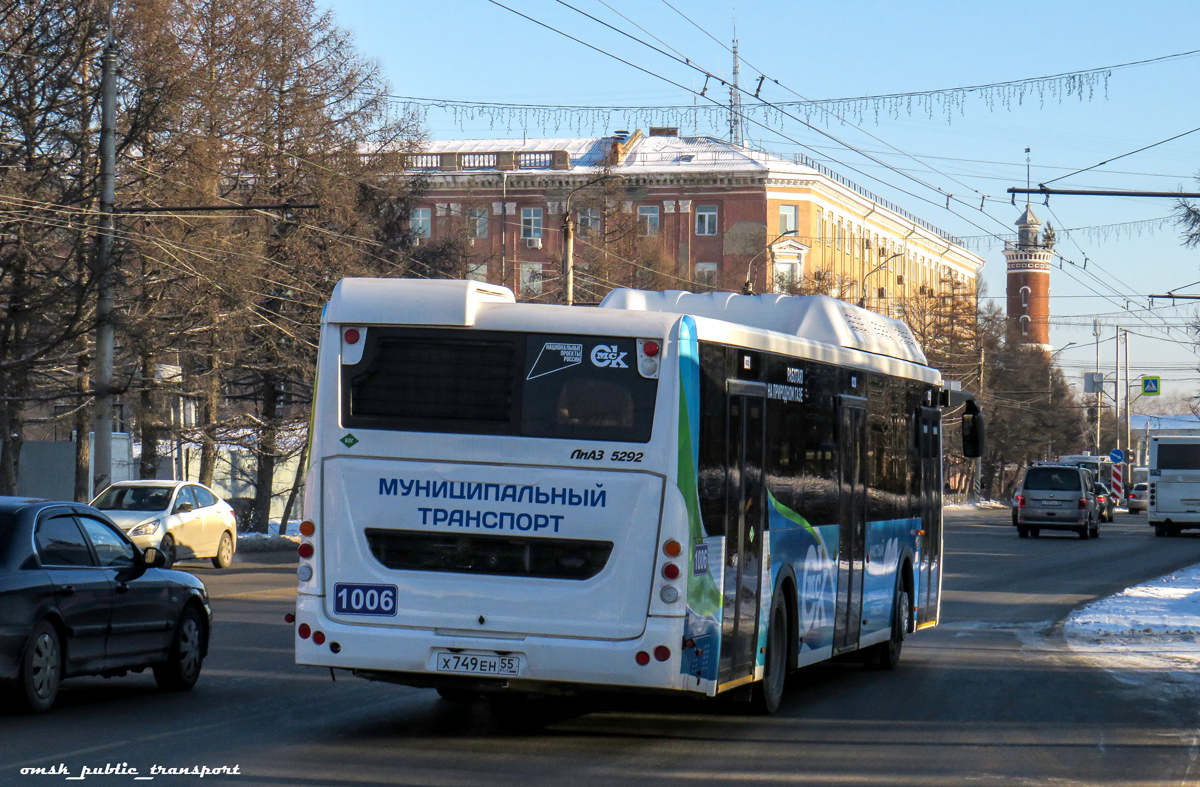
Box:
[334,583,397,616]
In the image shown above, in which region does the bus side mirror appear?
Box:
[962,400,984,459]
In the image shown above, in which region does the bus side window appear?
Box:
[697,342,728,537]
[800,362,839,526]
[766,398,805,517]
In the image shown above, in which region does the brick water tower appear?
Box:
[1003,204,1054,352]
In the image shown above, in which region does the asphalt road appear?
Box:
[4,509,1200,787]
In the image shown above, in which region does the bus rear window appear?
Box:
[343,328,657,443]
[1158,444,1200,470]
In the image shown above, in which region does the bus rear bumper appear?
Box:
[293,594,691,693]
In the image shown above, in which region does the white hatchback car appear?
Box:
[91,481,237,568]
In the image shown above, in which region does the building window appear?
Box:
[817,209,824,245]
[519,262,543,296]
[695,262,717,289]
[1020,315,1030,336]
[779,205,798,235]
[578,207,600,239]
[638,205,660,236]
[466,262,488,282]
[695,205,718,236]
[836,218,843,251]
[411,208,431,238]
[520,207,543,240]
[467,206,488,239]
[1020,285,1031,307]
[773,261,800,289]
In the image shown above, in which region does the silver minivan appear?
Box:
[1014,464,1099,539]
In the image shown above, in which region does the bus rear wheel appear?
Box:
[752,595,788,714]
[872,582,909,671]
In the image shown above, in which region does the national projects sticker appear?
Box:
[527,342,582,379]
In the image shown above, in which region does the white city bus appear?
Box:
[1148,435,1200,536]
[293,279,982,712]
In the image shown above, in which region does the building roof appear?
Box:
[1016,204,1042,227]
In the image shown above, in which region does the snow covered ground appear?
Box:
[1064,562,1200,702]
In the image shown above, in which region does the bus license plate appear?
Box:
[435,652,520,676]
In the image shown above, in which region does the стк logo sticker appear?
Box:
[590,344,628,368]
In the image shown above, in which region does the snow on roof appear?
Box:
[420,134,810,175]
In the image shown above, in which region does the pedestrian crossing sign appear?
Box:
[1142,376,1160,395]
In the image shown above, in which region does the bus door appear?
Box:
[719,380,766,687]
[916,406,942,627]
[833,395,868,653]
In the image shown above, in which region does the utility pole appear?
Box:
[1124,329,1130,469]
[1115,326,1121,460]
[92,23,118,497]
[1093,319,1101,454]
[562,210,574,306]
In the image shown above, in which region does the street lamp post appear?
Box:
[742,230,797,295]
[859,251,906,308]
[561,174,619,306]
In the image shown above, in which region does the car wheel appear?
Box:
[1078,526,1089,539]
[752,593,789,713]
[871,580,909,672]
[211,532,234,569]
[1030,528,1040,537]
[1018,526,1029,538]
[159,534,176,569]
[154,606,205,691]
[17,620,62,713]
[1089,524,1100,538]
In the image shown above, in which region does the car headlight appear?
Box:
[130,519,162,536]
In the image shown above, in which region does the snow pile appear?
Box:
[235,520,302,552]
[1064,564,1200,699]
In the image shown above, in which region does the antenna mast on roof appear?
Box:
[729,22,743,147]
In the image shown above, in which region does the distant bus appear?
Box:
[1148,436,1200,536]
[293,279,983,713]
[1055,454,1113,489]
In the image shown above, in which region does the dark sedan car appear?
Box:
[0,497,212,712]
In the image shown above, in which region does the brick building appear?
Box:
[405,128,982,311]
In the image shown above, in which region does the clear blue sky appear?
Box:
[325,0,1200,404]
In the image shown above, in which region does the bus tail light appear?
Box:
[298,623,311,639]
[659,586,679,603]
[661,563,680,580]
[298,543,314,559]
[635,651,650,666]
[312,631,326,646]
[299,520,316,536]
[663,539,681,557]
[284,613,295,623]
[653,646,671,662]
